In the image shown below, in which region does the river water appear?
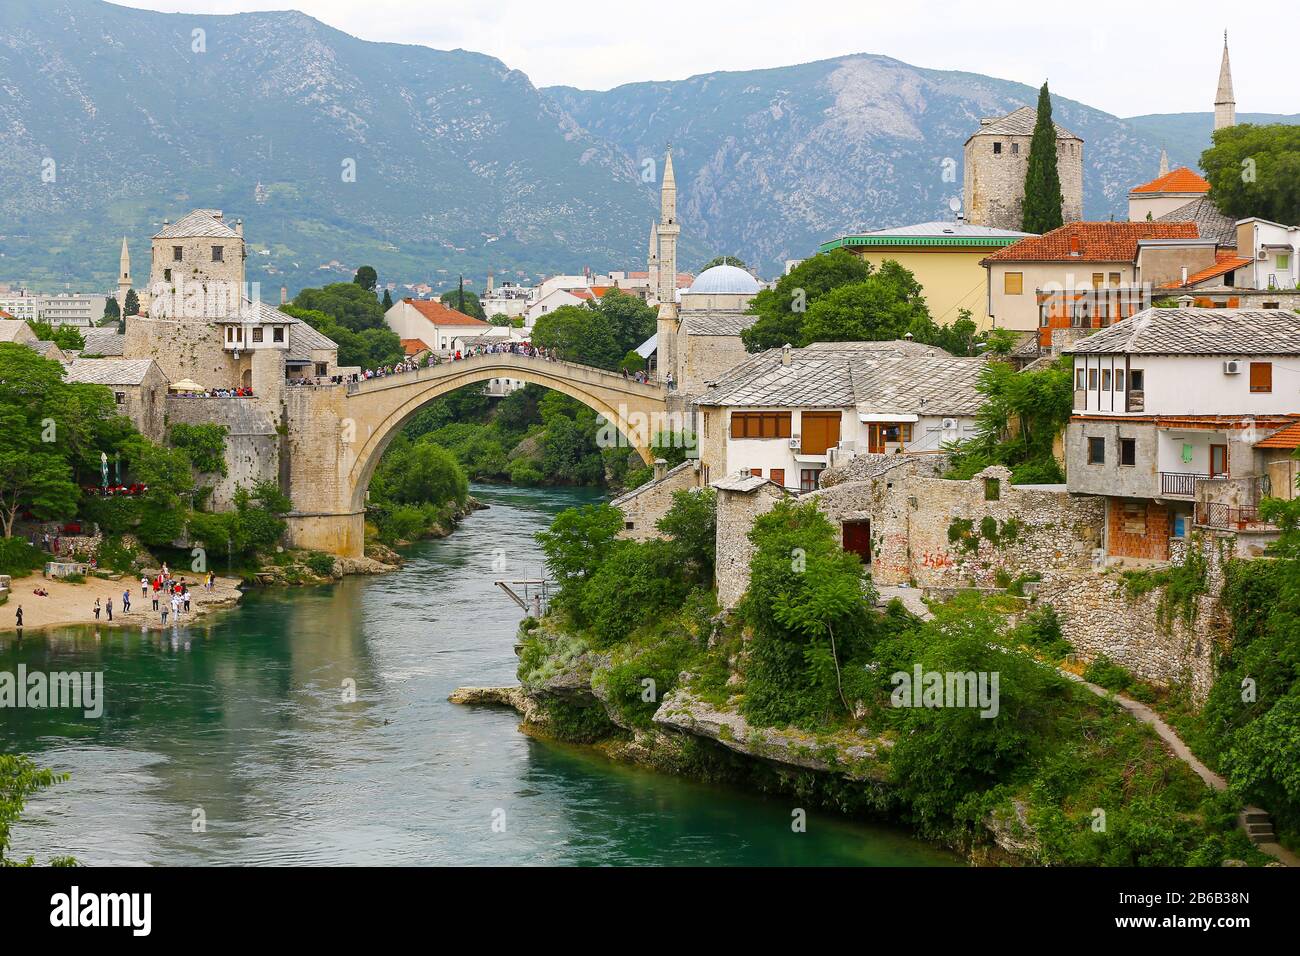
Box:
[2,484,958,866]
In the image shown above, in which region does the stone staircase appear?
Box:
[1239,806,1300,865]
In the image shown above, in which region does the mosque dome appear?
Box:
[687,264,760,295]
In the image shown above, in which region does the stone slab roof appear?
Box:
[1156,197,1238,248]
[696,341,984,415]
[79,328,126,356]
[966,105,1079,142]
[0,318,35,342]
[682,310,758,336]
[153,209,241,240]
[1067,308,1300,356]
[65,358,159,386]
[710,473,775,493]
[288,319,339,360]
[609,460,694,507]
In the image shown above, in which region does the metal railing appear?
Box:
[1195,502,1274,530]
[1160,471,1210,498]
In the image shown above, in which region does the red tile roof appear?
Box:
[984,221,1200,264]
[1160,251,1254,289]
[1256,418,1300,449]
[400,338,432,356]
[1130,167,1211,195]
[403,298,490,327]
[0,309,13,320]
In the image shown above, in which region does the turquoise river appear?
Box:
[1,484,960,866]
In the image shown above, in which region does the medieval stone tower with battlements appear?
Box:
[963,105,1084,231]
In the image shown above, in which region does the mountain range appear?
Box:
[1,0,1296,298]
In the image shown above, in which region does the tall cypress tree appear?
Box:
[1021,82,1065,234]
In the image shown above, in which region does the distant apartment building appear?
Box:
[1064,308,1300,563]
[0,290,107,326]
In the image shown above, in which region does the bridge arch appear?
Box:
[342,354,669,515]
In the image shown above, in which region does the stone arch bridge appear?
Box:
[280,353,669,557]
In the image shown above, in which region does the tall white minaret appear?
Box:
[647,221,659,299]
[116,236,132,311]
[1158,148,1169,177]
[1215,31,1236,132]
[654,146,680,381]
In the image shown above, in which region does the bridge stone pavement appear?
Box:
[280,353,669,557]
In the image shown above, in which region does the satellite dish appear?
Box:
[948,197,962,213]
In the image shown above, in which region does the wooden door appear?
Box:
[867,424,884,454]
[842,520,871,561]
[1210,444,1228,478]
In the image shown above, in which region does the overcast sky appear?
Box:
[115,0,1291,117]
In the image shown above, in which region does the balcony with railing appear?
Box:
[1195,501,1278,531]
[1160,471,1209,498]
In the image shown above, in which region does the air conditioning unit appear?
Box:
[1224,360,1242,375]
[1258,251,1269,260]
[941,418,958,430]
[788,436,801,449]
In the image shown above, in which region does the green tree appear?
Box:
[1021,82,1065,233]
[798,260,937,344]
[741,250,872,352]
[596,289,657,356]
[656,488,716,584]
[123,289,140,317]
[1201,124,1300,230]
[280,304,402,369]
[381,288,393,310]
[531,304,621,369]
[292,283,387,333]
[0,346,79,537]
[102,297,121,323]
[536,503,625,608]
[1,755,74,866]
[440,288,486,321]
[169,423,228,476]
[353,265,378,292]
[700,255,748,271]
[27,321,85,351]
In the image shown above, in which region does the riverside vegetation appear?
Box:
[510,492,1271,866]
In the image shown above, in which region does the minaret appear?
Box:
[654,146,680,382]
[1215,31,1236,132]
[116,236,132,311]
[647,222,659,298]
[1158,148,1169,177]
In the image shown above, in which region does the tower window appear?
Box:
[212,245,224,262]
[173,246,183,261]
[1011,143,1019,155]
[993,142,1002,155]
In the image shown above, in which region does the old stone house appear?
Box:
[963,105,1083,232]
[65,358,168,443]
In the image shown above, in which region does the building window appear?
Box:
[163,268,172,282]
[1120,438,1136,466]
[624,521,635,531]
[1115,369,1125,391]
[1120,500,1147,534]
[173,246,183,262]
[212,245,224,262]
[1004,272,1023,295]
[749,468,763,478]
[731,411,792,439]
[1087,436,1105,464]
[1109,273,1121,286]
[1250,362,1273,393]
[993,142,1002,155]
[273,326,284,342]
[316,363,328,376]
[1075,367,1086,389]
[1279,254,1291,270]
[1130,369,1144,391]
[1088,368,1098,390]
[1264,301,1280,310]
[1011,142,1019,155]
[252,327,263,343]
[114,392,126,405]
[800,468,822,492]
[770,468,785,487]
[1092,273,1104,288]
[1101,369,1111,391]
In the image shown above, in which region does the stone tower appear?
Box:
[146,209,246,315]
[655,147,680,379]
[116,236,132,312]
[1214,32,1236,132]
[647,221,659,300]
[963,106,1084,231]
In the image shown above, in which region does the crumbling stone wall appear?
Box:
[715,482,788,609]
[1034,531,1235,702]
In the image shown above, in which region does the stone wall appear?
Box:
[1034,531,1235,702]
[611,460,700,541]
[715,482,788,609]
[126,314,238,389]
[964,131,1083,230]
[166,395,280,510]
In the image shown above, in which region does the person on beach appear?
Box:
[106,597,113,622]
[141,574,149,598]
[123,589,131,613]
[14,605,21,634]
[183,587,191,614]
[161,603,169,625]
[93,598,101,620]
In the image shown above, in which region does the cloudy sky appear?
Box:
[116,0,1289,117]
